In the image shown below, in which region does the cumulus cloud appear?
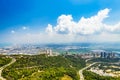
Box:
[8,8,120,44]
[46,8,120,35]
[104,22,120,33]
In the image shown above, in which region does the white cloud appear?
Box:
[22,26,28,30]
[46,8,110,35]
[45,24,53,33]
[11,30,15,34]
[104,22,120,33]
[46,8,120,35]
[8,8,120,44]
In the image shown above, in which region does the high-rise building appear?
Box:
[100,52,104,58]
[46,49,53,56]
[46,49,49,54]
[49,49,52,56]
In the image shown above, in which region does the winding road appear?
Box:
[0,57,16,80]
[79,62,97,80]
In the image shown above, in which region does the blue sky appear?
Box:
[0,0,120,44]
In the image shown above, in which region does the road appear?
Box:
[79,62,97,80]
[0,57,16,80]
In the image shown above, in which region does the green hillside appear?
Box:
[0,55,12,67]
[2,54,86,80]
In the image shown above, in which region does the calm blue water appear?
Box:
[0,43,12,48]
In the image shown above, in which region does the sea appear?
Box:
[0,43,12,48]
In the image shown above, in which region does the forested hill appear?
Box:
[2,54,86,80]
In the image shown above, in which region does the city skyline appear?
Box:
[0,0,120,44]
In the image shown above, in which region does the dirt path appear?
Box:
[0,57,16,80]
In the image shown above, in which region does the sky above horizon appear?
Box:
[0,0,120,44]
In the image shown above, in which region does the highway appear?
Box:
[79,62,97,80]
